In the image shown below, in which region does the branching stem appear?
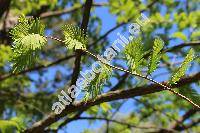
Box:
[46,35,200,109]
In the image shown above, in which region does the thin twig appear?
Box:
[0,54,75,81]
[71,116,178,132]
[45,35,200,109]
[40,3,108,19]
[83,49,200,109]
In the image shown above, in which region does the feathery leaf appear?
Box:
[169,48,194,84]
[148,37,164,74]
[10,15,30,40]
[124,37,144,73]
[84,64,112,100]
[0,117,25,133]
[62,24,88,50]
[179,87,200,105]
[9,15,46,72]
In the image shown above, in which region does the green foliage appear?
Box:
[124,37,144,73]
[12,0,58,14]
[86,106,99,116]
[170,49,194,84]
[49,121,63,130]
[62,24,88,50]
[174,13,190,30]
[109,0,142,22]
[100,102,112,112]
[150,12,165,24]
[83,129,93,133]
[0,117,25,133]
[174,11,200,30]
[84,65,112,99]
[172,32,187,41]
[179,87,200,105]
[148,37,164,75]
[10,15,46,72]
[0,45,12,67]
[191,29,200,41]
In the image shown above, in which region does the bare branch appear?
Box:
[181,118,200,130]
[158,109,199,132]
[165,42,200,53]
[0,0,11,18]
[40,3,108,19]
[171,109,199,130]
[0,55,75,82]
[25,72,200,132]
[110,73,129,91]
[60,116,178,132]
[133,98,181,123]
[70,0,93,90]
[89,0,160,48]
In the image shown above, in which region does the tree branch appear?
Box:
[25,72,200,132]
[133,98,181,123]
[89,0,160,49]
[181,118,200,131]
[165,42,200,53]
[55,110,85,131]
[110,73,129,91]
[0,0,11,18]
[70,0,93,87]
[58,116,178,132]
[40,3,108,19]
[0,55,75,82]
[171,109,199,130]
[158,109,199,133]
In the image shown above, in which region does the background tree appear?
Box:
[0,0,199,132]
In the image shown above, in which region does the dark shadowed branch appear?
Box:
[40,2,108,19]
[0,55,75,81]
[70,0,93,87]
[25,72,200,132]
